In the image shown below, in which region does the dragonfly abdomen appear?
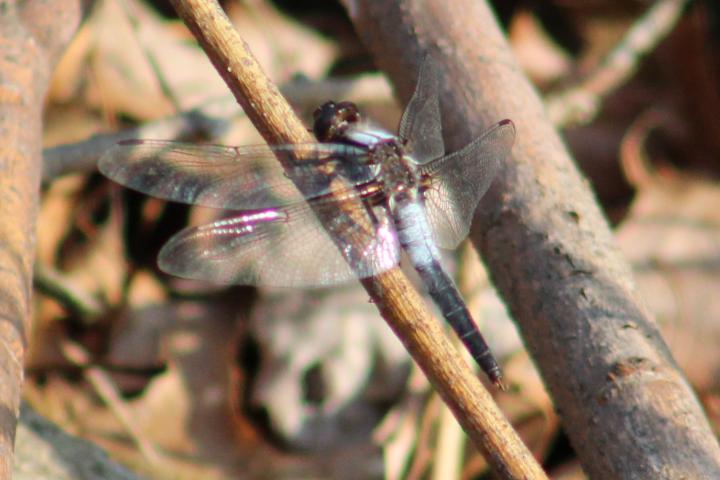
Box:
[394,200,503,386]
[419,267,503,387]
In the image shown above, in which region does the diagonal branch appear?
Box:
[341,0,720,478]
[165,0,545,478]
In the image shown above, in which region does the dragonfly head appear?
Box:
[312,101,361,142]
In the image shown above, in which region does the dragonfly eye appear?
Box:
[312,100,362,142]
[313,101,338,141]
[336,101,361,124]
[312,101,334,121]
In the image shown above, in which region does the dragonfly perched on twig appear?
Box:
[99,60,515,387]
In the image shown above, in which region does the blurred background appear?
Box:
[26,0,720,478]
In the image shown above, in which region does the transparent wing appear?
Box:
[98,139,373,210]
[397,57,445,163]
[157,194,400,287]
[421,119,515,249]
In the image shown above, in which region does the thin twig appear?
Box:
[547,0,691,127]
[166,0,544,478]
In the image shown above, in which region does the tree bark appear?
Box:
[343,0,720,478]
[0,1,89,477]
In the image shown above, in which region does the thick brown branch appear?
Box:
[166,0,545,478]
[342,0,720,478]
[0,0,89,477]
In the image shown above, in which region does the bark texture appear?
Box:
[0,1,88,477]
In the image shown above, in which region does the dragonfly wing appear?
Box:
[397,58,445,163]
[98,140,372,210]
[157,197,401,287]
[421,120,515,249]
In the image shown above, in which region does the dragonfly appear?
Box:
[98,60,515,387]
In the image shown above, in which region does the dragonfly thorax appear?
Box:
[370,138,421,200]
